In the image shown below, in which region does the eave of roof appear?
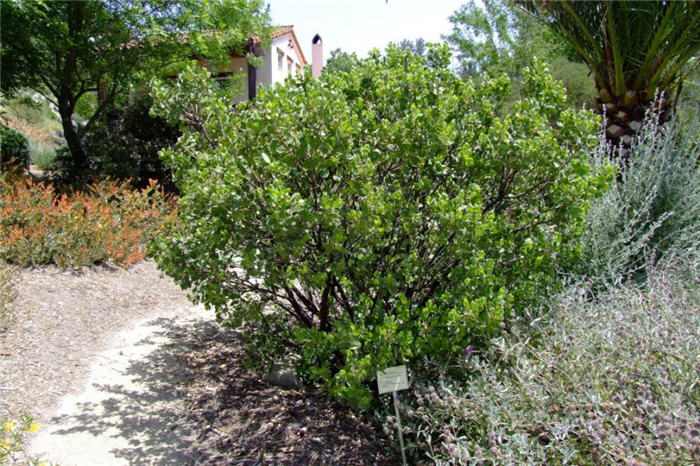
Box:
[130,25,308,66]
[270,25,307,66]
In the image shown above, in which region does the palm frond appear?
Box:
[514,0,700,99]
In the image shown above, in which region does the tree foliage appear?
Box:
[397,37,428,57]
[0,0,270,183]
[51,93,181,192]
[516,0,699,101]
[445,0,595,108]
[445,0,571,77]
[152,45,608,408]
[325,48,361,75]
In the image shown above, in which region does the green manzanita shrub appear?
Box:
[152,45,608,408]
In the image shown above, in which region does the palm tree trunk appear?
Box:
[597,86,673,162]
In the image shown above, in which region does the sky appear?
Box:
[267,0,466,62]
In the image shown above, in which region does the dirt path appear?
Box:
[1,261,194,421]
[1,261,392,465]
[29,306,212,465]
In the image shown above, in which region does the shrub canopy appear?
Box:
[52,94,181,192]
[0,124,29,175]
[405,259,699,464]
[0,178,176,268]
[580,112,700,288]
[153,45,608,407]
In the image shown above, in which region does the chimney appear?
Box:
[312,34,323,78]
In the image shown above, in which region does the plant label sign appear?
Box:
[376,365,409,395]
[378,365,410,465]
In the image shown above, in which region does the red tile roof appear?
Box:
[272,25,294,38]
[270,25,307,66]
[129,25,307,66]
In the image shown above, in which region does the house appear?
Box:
[119,25,321,106]
[211,25,323,103]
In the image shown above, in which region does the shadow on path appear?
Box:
[32,313,392,465]
[32,313,209,465]
[167,321,393,465]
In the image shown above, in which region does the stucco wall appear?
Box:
[214,31,305,102]
[228,56,250,103]
[260,33,305,88]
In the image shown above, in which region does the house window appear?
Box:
[277,49,284,72]
[212,73,232,90]
[296,64,301,74]
[287,57,293,76]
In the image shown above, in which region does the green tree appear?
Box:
[51,93,181,191]
[0,0,270,181]
[444,0,568,77]
[325,48,360,74]
[515,0,700,150]
[445,0,595,108]
[152,45,608,408]
[397,37,428,57]
[445,0,520,77]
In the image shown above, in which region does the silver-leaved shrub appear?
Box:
[403,258,699,464]
[151,45,608,408]
[580,111,699,288]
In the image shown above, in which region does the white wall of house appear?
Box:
[211,29,307,103]
[225,56,250,104]
[196,56,249,103]
[259,33,305,89]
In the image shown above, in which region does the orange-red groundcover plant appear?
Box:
[0,178,177,268]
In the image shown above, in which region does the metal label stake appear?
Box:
[392,390,407,466]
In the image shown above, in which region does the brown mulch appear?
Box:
[1,260,396,464]
[164,321,395,465]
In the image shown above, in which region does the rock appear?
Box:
[628,120,643,132]
[264,361,300,389]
